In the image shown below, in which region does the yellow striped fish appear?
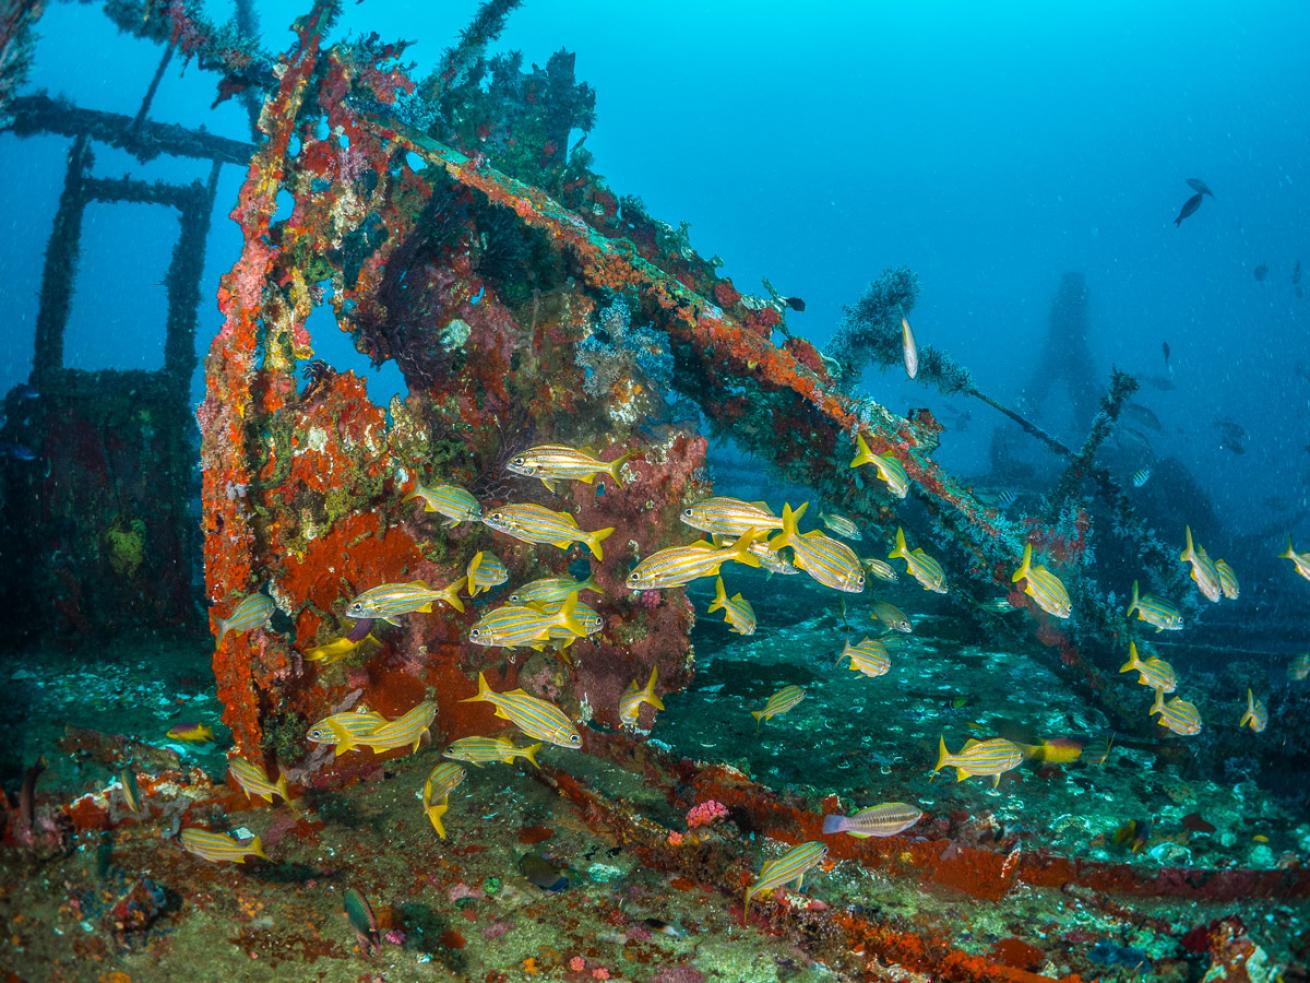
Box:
[819,511,862,541]
[507,444,632,492]
[708,577,756,635]
[1289,654,1310,682]
[934,736,1023,786]
[1280,536,1310,583]
[306,708,387,748]
[404,482,482,526]
[1180,526,1222,603]
[421,761,466,838]
[444,736,542,768]
[750,541,800,576]
[743,841,827,919]
[1126,580,1183,632]
[346,578,466,621]
[469,594,587,649]
[618,666,665,729]
[836,638,890,677]
[509,575,600,606]
[538,599,604,654]
[751,684,806,731]
[328,701,436,756]
[461,672,582,748]
[482,503,615,561]
[228,758,291,804]
[1011,543,1071,618]
[850,433,910,499]
[118,768,142,814]
[305,633,379,665]
[1150,689,1202,736]
[1239,689,1267,733]
[466,552,508,596]
[822,802,922,838]
[180,828,268,863]
[626,530,761,591]
[215,592,274,642]
[1118,642,1177,693]
[1085,735,1114,767]
[680,497,782,537]
[1215,559,1239,600]
[861,557,899,583]
[871,601,911,633]
[889,527,947,594]
[769,504,865,593]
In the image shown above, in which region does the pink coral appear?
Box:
[666,831,684,846]
[686,799,729,829]
[591,970,610,981]
[569,956,586,972]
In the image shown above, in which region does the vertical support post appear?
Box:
[32,134,91,387]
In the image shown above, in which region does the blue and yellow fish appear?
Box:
[1214,559,1239,600]
[228,758,292,804]
[306,708,387,749]
[1279,536,1310,584]
[509,575,600,607]
[1126,580,1183,632]
[934,736,1023,786]
[469,594,587,650]
[680,497,782,538]
[404,482,482,527]
[506,444,632,492]
[708,576,756,635]
[215,592,274,642]
[327,701,437,756]
[743,841,827,920]
[769,503,865,593]
[889,527,947,594]
[421,761,466,838]
[180,828,268,863]
[626,530,761,591]
[1150,689,1202,735]
[346,578,466,621]
[619,666,665,729]
[444,736,542,768]
[466,552,508,596]
[482,503,614,560]
[836,638,890,677]
[461,672,582,748]
[166,721,214,742]
[1118,642,1177,693]
[850,433,910,499]
[1239,689,1267,734]
[751,684,806,731]
[1012,543,1071,618]
[1180,526,1222,603]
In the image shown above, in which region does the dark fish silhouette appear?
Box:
[1214,418,1247,454]
[1141,374,1175,391]
[1174,192,1205,227]
[1124,402,1164,432]
[1186,178,1214,197]
[1162,342,1171,367]
[1253,264,1268,282]
[783,296,806,312]
[1295,260,1303,299]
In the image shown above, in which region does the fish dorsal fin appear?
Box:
[961,738,983,750]
[409,579,431,589]
[505,688,532,698]
[689,540,716,551]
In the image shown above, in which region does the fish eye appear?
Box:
[470,629,481,639]
[569,734,581,745]
[511,457,525,467]
[682,508,693,516]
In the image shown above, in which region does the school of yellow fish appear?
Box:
[187,425,1304,916]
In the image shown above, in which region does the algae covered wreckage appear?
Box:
[1,0,1308,980]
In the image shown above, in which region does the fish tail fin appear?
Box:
[275,774,290,803]
[934,735,951,773]
[327,719,356,755]
[743,885,753,923]
[250,836,269,861]
[890,527,908,561]
[441,578,467,613]
[586,527,615,561]
[822,814,847,835]
[555,593,586,636]
[1012,543,1032,583]
[1127,580,1141,617]
[579,576,601,595]
[1240,688,1254,729]
[607,451,633,486]
[709,576,727,613]
[215,616,229,643]
[751,710,764,732]
[729,529,762,568]
[461,671,493,704]
[403,485,426,506]
[426,802,448,839]
[1149,687,1164,715]
[850,432,875,469]
[1119,642,1142,673]
[642,666,664,710]
[1282,536,1296,560]
[520,743,543,769]
[1181,526,1196,563]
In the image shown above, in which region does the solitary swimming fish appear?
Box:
[509,575,600,607]
[708,576,756,635]
[346,578,466,621]
[1127,581,1183,632]
[1174,191,1205,227]
[404,482,482,526]
[626,530,761,591]
[228,758,292,804]
[1132,467,1152,488]
[1150,689,1202,736]
[305,633,379,665]
[482,503,614,560]
[466,552,508,596]
[1289,654,1310,682]
[1214,559,1240,600]
[1011,543,1071,618]
[1280,536,1310,583]
[461,672,582,748]
[861,557,899,583]
[850,433,910,499]
[835,638,890,677]
[680,497,782,538]
[901,316,919,379]
[619,666,665,729]
[166,722,214,742]
[1118,642,1177,693]
[769,503,865,593]
[934,736,1023,786]
[443,736,542,768]
[751,684,806,731]
[421,761,466,838]
[1239,688,1267,734]
[506,444,632,492]
[180,828,268,863]
[1084,736,1114,767]
[871,601,912,633]
[819,511,862,541]
[215,592,274,642]
[118,768,142,813]
[1180,526,1222,603]
[328,701,437,756]
[822,803,922,838]
[889,527,947,594]
[743,841,827,920]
